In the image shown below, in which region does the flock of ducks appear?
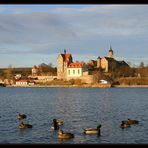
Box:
[16,113,139,140]
[50,118,102,139]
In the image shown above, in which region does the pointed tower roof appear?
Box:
[109,45,113,52]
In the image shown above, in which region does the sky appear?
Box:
[0,4,148,68]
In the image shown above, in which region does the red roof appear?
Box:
[65,53,71,59]
[64,53,71,62]
[61,53,72,63]
[16,80,28,82]
[68,62,84,68]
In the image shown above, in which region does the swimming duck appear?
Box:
[127,119,139,125]
[51,119,63,130]
[120,121,130,128]
[18,122,32,129]
[16,114,26,120]
[83,124,102,135]
[58,130,74,139]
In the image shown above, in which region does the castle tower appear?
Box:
[57,49,73,79]
[97,56,101,68]
[108,45,113,58]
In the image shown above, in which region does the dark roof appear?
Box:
[109,49,113,52]
[104,57,115,62]
[117,60,129,66]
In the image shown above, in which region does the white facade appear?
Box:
[67,68,83,78]
[16,81,28,86]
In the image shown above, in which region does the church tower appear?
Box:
[108,45,113,58]
[57,49,73,79]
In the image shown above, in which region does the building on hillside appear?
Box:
[87,60,97,68]
[16,80,28,86]
[96,46,129,72]
[67,62,87,79]
[57,49,73,79]
[57,47,129,83]
[32,65,39,76]
[57,50,94,83]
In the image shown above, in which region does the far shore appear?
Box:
[5,84,148,88]
[113,85,148,88]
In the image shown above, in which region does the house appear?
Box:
[67,62,86,79]
[16,80,28,86]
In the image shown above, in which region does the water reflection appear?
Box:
[18,128,25,137]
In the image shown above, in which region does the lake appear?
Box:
[0,87,148,144]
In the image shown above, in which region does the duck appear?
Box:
[127,119,139,125]
[58,130,74,139]
[51,119,63,130]
[120,121,130,128]
[83,124,102,135]
[16,114,27,120]
[18,122,32,129]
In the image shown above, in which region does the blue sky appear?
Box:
[0,4,148,68]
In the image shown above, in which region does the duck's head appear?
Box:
[53,119,57,122]
[97,124,102,129]
[121,121,125,124]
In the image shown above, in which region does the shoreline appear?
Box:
[6,84,111,88]
[113,85,148,88]
[5,84,148,88]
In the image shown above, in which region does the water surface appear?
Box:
[0,87,148,144]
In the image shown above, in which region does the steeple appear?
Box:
[108,45,113,58]
[64,49,66,54]
[109,45,113,52]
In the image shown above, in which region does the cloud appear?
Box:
[0,5,148,67]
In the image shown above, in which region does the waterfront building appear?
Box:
[16,80,28,86]
[57,50,93,83]
[57,49,73,79]
[57,47,129,83]
[96,46,129,72]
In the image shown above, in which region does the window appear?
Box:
[78,69,80,74]
[68,70,70,75]
[73,70,75,75]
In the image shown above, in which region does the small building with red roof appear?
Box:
[67,62,86,78]
[16,80,28,86]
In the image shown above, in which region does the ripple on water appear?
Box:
[0,88,148,143]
